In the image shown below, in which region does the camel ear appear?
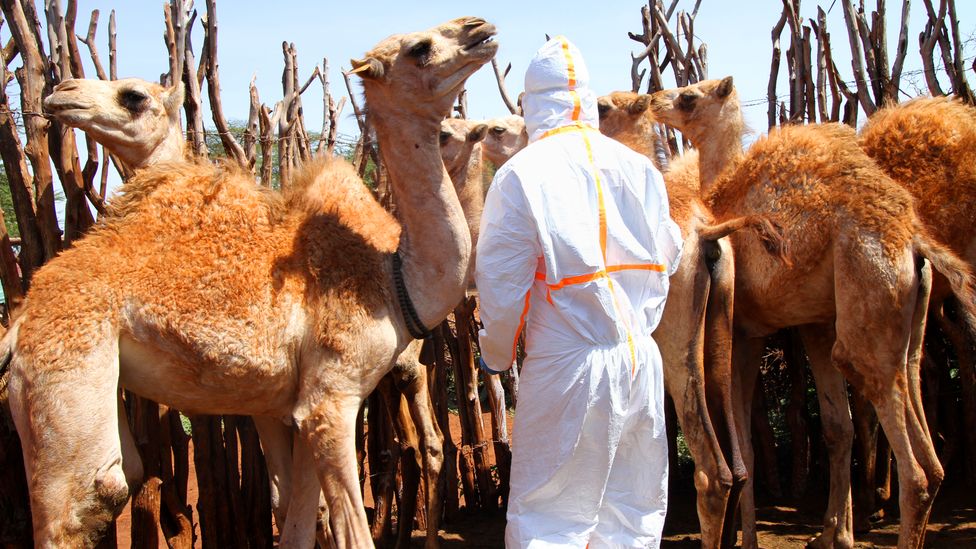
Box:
[628,95,651,115]
[347,57,384,80]
[163,82,184,115]
[467,124,488,143]
[716,76,734,98]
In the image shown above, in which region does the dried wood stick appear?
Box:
[242,74,259,168]
[841,0,877,114]
[491,57,518,114]
[77,9,107,79]
[108,9,116,79]
[768,8,788,129]
[887,0,911,101]
[203,0,247,167]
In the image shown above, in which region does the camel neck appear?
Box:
[370,109,471,331]
[695,118,744,195]
[134,119,186,170]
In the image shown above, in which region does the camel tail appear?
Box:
[913,233,976,329]
[698,215,791,267]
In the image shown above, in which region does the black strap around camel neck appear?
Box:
[392,250,432,340]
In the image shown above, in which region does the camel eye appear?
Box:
[119,89,149,113]
[678,91,697,111]
[406,39,433,64]
[439,130,451,144]
[490,126,506,136]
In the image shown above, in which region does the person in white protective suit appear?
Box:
[475,36,683,548]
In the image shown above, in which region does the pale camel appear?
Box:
[651,77,976,549]
[44,75,454,548]
[440,117,488,265]
[7,16,497,548]
[480,114,527,169]
[598,91,758,548]
[43,78,186,173]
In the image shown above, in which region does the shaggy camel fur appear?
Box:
[8,17,497,548]
[44,75,453,548]
[481,114,527,168]
[598,92,755,548]
[651,77,976,549]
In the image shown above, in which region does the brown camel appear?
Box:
[44,75,457,548]
[650,77,976,549]
[858,98,976,517]
[7,17,497,548]
[481,113,527,168]
[598,91,755,548]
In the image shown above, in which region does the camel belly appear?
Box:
[118,334,297,417]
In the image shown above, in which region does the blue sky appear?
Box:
[58,1,975,144]
[1,2,971,299]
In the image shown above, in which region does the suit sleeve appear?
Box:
[475,169,541,372]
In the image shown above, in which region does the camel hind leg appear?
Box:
[834,254,941,549]
[8,334,128,548]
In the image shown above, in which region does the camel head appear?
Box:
[349,17,498,119]
[597,91,670,169]
[481,114,527,168]
[649,76,736,141]
[597,92,652,138]
[440,118,488,178]
[44,78,185,171]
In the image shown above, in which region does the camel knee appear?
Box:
[820,413,854,452]
[95,458,131,518]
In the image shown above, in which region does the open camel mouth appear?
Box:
[462,24,497,53]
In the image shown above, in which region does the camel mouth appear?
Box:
[43,97,93,115]
[462,24,497,53]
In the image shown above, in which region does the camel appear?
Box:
[440,117,488,261]
[7,16,497,548]
[597,91,756,548]
[43,78,186,173]
[650,76,976,549]
[854,96,976,528]
[44,75,458,548]
[480,114,527,169]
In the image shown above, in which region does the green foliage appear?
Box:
[0,170,19,238]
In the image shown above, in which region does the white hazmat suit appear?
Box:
[475,37,683,548]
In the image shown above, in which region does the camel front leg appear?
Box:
[392,343,445,549]
[8,337,129,548]
[799,324,854,549]
[297,394,374,549]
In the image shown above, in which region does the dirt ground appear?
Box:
[415,487,976,548]
[116,411,976,548]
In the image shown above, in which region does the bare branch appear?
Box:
[768,8,788,129]
[888,0,912,101]
[491,57,518,114]
[203,0,247,167]
[108,9,116,79]
[841,0,877,114]
[77,9,107,79]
